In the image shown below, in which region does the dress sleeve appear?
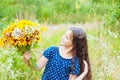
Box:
[43,46,56,60]
[71,58,80,76]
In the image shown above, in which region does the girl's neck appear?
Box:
[59,46,73,59]
[60,46,73,54]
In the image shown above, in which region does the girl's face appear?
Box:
[60,30,73,47]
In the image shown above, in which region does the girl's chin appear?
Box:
[60,43,65,46]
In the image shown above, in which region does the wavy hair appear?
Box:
[70,27,92,80]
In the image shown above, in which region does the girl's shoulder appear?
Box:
[43,46,59,60]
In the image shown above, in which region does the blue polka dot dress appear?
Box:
[42,46,80,80]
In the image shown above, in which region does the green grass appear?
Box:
[0,26,120,80]
[0,0,119,28]
[0,0,120,34]
[86,27,120,80]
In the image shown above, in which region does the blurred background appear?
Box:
[0,0,120,80]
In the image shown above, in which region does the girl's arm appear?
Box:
[69,74,77,80]
[24,52,48,70]
[36,56,48,70]
[75,60,88,80]
[69,60,88,80]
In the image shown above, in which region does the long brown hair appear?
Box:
[70,27,92,80]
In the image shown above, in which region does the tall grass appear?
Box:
[1,0,119,32]
[87,27,120,80]
[0,0,119,32]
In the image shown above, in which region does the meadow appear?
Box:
[0,0,120,80]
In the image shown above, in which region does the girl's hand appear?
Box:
[23,51,31,65]
[75,60,88,80]
[83,60,88,74]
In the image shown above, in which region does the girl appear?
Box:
[24,27,92,80]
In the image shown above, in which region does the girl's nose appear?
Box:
[62,36,65,40]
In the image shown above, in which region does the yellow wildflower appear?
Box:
[0,38,4,47]
[40,26,48,32]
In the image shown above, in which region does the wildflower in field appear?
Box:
[40,26,48,32]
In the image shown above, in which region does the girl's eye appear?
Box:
[66,35,69,39]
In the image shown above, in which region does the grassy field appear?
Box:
[0,0,120,32]
[0,25,120,80]
[0,0,120,80]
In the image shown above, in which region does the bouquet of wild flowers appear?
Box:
[0,20,48,54]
